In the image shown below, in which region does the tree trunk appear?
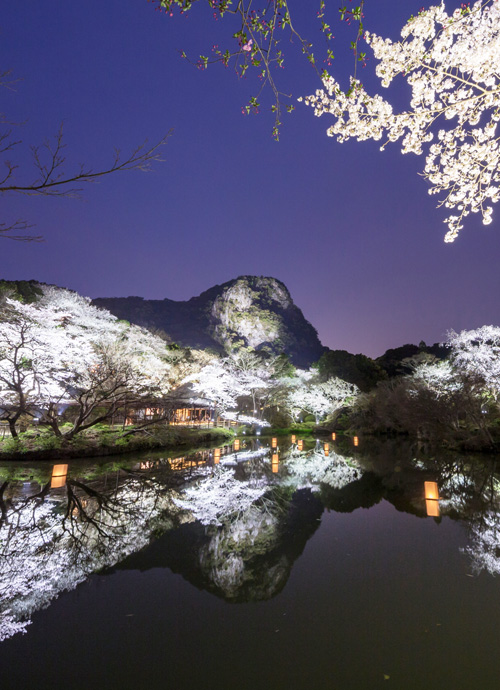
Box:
[8,419,18,438]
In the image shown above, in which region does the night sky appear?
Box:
[2,0,500,358]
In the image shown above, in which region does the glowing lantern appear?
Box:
[234,439,240,451]
[51,464,68,489]
[272,437,278,448]
[324,443,329,452]
[272,453,279,473]
[291,434,296,443]
[353,436,359,447]
[214,448,221,464]
[331,432,336,441]
[298,440,304,451]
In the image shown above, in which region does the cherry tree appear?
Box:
[410,359,460,397]
[151,0,365,139]
[448,325,500,400]
[0,299,60,436]
[155,0,499,239]
[0,285,174,438]
[286,375,359,423]
[183,359,244,415]
[226,349,272,418]
[184,349,274,420]
[302,0,500,241]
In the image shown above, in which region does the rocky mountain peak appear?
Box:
[93,275,325,367]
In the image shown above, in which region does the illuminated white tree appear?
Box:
[286,376,359,423]
[410,359,460,397]
[183,360,244,415]
[448,325,500,400]
[226,349,272,417]
[0,285,173,438]
[0,298,65,436]
[301,0,500,241]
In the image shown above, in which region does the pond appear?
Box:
[1,436,500,690]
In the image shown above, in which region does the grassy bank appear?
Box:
[257,422,317,437]
[0,424,235,462]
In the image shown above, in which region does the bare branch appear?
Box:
[0,220,42,242]
[0,126,172,197]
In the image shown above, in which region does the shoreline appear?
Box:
[0,426,235,463]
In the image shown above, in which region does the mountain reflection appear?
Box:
[1,439,500,642]
[115,488,323,602]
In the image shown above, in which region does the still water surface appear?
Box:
[1,437,500,689]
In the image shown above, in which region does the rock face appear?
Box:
[93,276,325,367]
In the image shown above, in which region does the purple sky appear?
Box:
[2,0,499,358]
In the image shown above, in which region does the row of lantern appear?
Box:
[52,457,440,518]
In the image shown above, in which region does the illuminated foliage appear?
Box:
[0,285,173,437]
[302,0,500,240]
[154,0,500,239]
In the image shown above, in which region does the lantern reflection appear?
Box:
[298,440,304,451]
[271,437,278,448]
[51,464,68,489]
[353,436,359,447]
[214,448,221,464]
[426,500,440,517]
[331,432,336,441]
[424,481,440,516]
[234,439,240,451]
[324,442,329,457]
[272,453,279,473]
[291,434,296,443]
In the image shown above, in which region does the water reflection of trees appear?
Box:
[429,456,500,577]
[0,463,188,642]
[354,444,500,577]
[137,443,365,602]
[2,441,500,643]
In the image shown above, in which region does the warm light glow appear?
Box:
[272,453,279,473]
[234,439,240,451]
[426,499,440,517]
[324,443,329,452]
[291,434,296,443]
[424,482,440,516]
[353,436,359,447]
[51,464,68,489]
[424,481,439,501]
[331,432,336,441]
[214,448,221,464]
[272,437,278,448]
[169,457,186,470]
[298,440,304,450]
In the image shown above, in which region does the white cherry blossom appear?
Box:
[301,0,500,241]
